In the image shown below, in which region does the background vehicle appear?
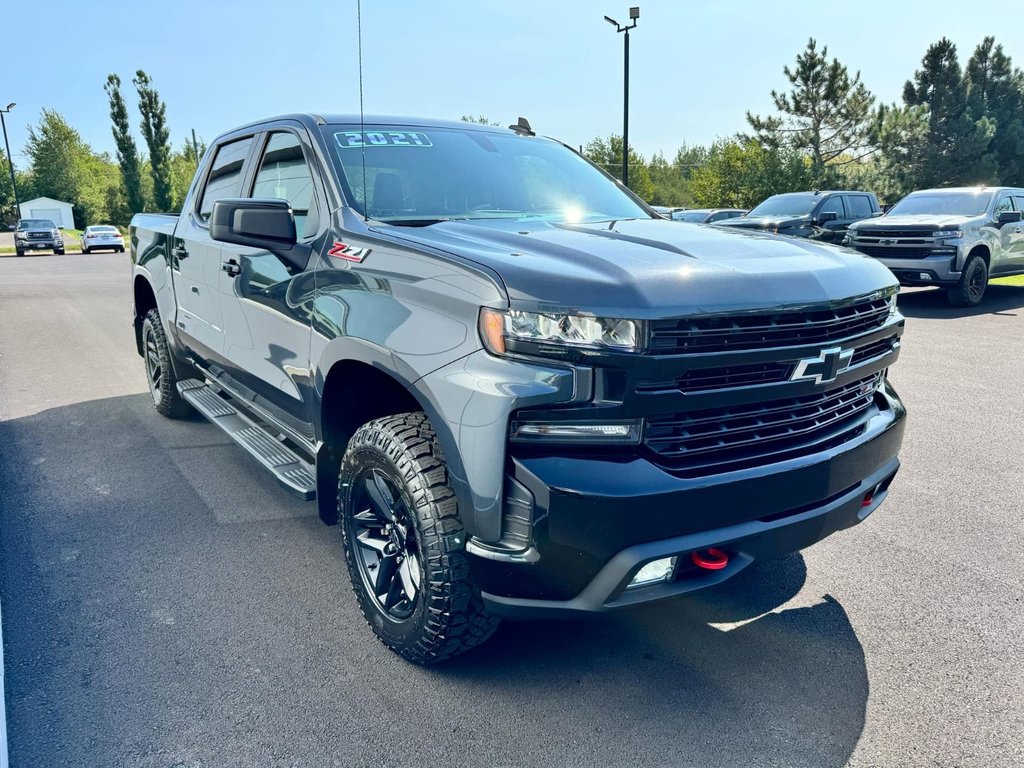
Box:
[12,218,64,256]
[130,114,906,664]
[717,190,880,242]
[651,205,685,218]
[845,186,1024,306]
[670,208,747,223]
[81,225,125,253]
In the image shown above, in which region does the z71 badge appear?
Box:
[328,241,370,263]
[335,131,432,149]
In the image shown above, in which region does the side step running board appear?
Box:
[177,379,316,500]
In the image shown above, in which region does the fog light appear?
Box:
[628,556,676,589]
[919,272,930,281]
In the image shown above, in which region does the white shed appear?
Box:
[19,197,76,229]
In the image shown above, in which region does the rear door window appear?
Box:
[198,137,254,221]
[845,195,874,220]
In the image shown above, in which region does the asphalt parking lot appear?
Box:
[1,252,1022,767]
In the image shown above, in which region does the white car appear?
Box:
[81,225,125,254]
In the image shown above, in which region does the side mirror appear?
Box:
[818,211,839,224]
[210,198,307,271]
[870,211,885,218]
[7,225,13,231]
[58,225,65,230]
[996,210,1023,225]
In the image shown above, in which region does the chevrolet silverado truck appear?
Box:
[12,217,65,255]
[130,114,906,664]
[717,190,881,243]
[845,186,1024,306]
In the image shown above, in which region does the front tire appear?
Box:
[15,248,24,257]
[55,248,65,255]
[947,254,988,307]
[339,412,499,665]
[141,308,192,418]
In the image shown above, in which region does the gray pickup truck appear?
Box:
[12,218,65,256]
[130,114,907,664]
[845,186,1024,306]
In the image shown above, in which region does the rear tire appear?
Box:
[339,412,499,665]
[141,308,192,418]
[947,254,988,307]
[81,246,89,254]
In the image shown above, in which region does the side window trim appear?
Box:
[191,133,260,228]
[244,126,326,242]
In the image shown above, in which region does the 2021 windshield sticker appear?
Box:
[335,131,433,149]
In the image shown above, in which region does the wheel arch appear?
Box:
[967,243,991,268]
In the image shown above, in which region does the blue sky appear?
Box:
[4,0,1020,166]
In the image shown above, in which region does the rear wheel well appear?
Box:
[133,277,158,355]
[316,361,424,524]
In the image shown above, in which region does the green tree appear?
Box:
[964,37,1024,185]
[583,134,653,201]
[748,38,876,184]
[133,70,174,210]
[865,103,930,202]
[104,74,146,215]
[903,38,996,187]
[169,137,206,211]
[0,148,15,225]
[689,139,811,209]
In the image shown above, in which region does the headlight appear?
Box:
[887,293,900,320]
[14,232,26,239]
[932,230,963,239]
[479,308,640,355]
[52,229,59,237]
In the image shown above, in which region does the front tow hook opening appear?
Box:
[691,548,729,571]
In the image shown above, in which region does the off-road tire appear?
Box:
[55,247,65,255]
[947,254,988,307]
[339,412,499,665]
[141,308,192,418]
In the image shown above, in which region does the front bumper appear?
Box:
[17,238,62,250]
[470,381,906,618]
[852,247,961,286]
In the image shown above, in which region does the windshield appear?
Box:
[19,219,56,229]
[887,191,993,217]
[325,125,650,225]
[747,194,817,218]
[672,210,709,222]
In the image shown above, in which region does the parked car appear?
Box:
[81,225,126,253]
[130,114,906,664]
[716,190,881,243]
[670,208,747,224]
[12,218,64,256]
[845,186,1024,306]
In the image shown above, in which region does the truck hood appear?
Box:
[381,218,896,318]
[715,215,810,231]
[854,214,978,230]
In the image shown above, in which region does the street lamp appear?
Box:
[604,7,639,188]
[0,102,20,220]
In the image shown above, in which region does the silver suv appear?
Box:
[845,187,1024,306]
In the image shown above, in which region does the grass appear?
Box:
[992,274,1024,287]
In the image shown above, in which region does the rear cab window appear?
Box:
[845,195,874,219]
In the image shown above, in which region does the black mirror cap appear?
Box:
[210,198,297,249]
[818,211,839,223]
[996,210,1023,224]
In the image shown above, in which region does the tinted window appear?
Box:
[198,137,254,220]
[673,210,709,222]
[326,125,649,224]
[993,194,1013,214]
[845,195,874,219]
[748,194,818,217]
[1014,196,1024,212]
[251,132,318,237]
[818,196,845,218]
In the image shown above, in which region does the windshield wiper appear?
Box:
[377,217,463,227]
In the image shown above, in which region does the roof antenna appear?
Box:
[509,117,535,137]
[357,0,368,221]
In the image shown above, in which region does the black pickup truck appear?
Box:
[130,114,906,664]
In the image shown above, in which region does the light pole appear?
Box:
[1,103,20,220]
[604,7,639,189]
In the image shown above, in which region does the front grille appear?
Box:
[28,232,50,240]
[649,296,890,354]
[855,229,934,239]
[855,245,934,259]
[850,337,896,366]
[644,373,880,470]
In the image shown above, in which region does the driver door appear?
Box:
[216,127,325,432]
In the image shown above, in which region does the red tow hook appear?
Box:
[691,548,729,571]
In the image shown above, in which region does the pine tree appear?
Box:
[747,38,876,184]
[964,37,1024,185]
[105,74,146,214]
[903,38,996,187]
[133,70,174,211]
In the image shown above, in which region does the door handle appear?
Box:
[172,245,189,260]
[221,258,241,277]
[1015,226,1022,234]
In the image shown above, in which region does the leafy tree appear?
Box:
[460,115,501,126]
[689,139,810,209]
[648,151,692,206]
[0,148,15,225]
[105,74,146,215]
[748,38,876,183]
[964,37,1024,185]
[133,70,174,211]
[903,38,996,187]
[169,138,206,211]
[583,134,653,201]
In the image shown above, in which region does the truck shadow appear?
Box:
[897,283,1024,318]
[444,555,868,767]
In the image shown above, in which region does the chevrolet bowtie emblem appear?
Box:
[791,346,854,384]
